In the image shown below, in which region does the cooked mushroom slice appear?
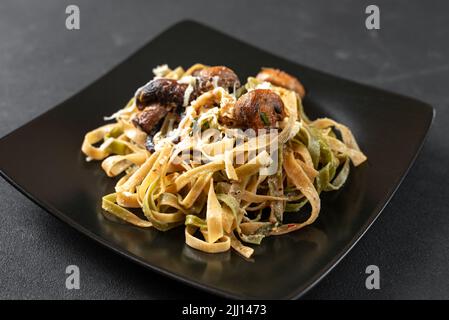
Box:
[134,78,188,110]
[256,68,306,98]
[197,66,240,92]
[132,103,169,135]
[232,89,286,131]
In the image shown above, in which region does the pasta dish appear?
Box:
[81,64,367,258]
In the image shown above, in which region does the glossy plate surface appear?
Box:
[0,21,434,299]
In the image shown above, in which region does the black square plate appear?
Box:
[0,21,434,299]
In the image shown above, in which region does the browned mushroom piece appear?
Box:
[231,89,286,131]
[256,68,306,98]
[134,78,188,110]
[132,103,169,134]
[197,66,240,92]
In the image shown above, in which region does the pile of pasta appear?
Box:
[81,64,367,258]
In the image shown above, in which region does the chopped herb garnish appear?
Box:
[260,112,270,126]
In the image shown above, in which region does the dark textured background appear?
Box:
[0,0,448,299]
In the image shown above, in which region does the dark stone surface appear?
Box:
[0,0,447,299]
